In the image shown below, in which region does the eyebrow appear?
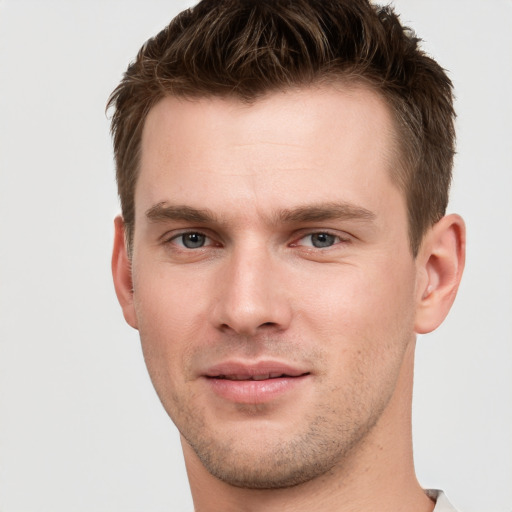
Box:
[145,201,376,225]
[145,203,218,223]
[275,202,376,224]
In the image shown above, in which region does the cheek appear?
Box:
[301,262,416,412]
[296,256,417,359]
[134,259,211,330]
[132,265,211,386]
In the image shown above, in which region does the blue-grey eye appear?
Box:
[181,232,206,249]
[310,233,337,248]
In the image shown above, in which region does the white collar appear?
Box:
[427,489,459,512]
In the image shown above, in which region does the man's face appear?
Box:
[127,85,422,488]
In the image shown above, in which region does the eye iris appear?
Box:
[182,233,205,248]
[311,233,336,248]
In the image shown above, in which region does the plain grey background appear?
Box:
[0,1,511,511]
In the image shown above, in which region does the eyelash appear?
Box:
[164,230,351,250]
[165,231,217,249]
[292,231,351,249]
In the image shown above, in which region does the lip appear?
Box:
[202,360,311,404]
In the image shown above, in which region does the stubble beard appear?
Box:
[175,396,388,490]
[140,324,411,491]
[150,343,406,491]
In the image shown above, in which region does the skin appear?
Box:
[112,85,465,512]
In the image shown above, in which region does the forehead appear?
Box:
[137,85,402,222]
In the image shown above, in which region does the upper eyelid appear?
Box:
[158,228,352,245]
[292,228,352,241]
[164,231,218,251]
[160,228,212,242]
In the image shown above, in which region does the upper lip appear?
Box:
[203,360,310,381]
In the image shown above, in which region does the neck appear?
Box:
[183,340,434,512]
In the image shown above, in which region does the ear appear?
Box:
[414,214,466,334]
[112,215,138,329]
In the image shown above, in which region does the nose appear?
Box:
[212,243,293,336]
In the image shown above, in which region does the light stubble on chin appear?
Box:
[177,394,388,490]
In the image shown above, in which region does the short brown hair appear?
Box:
[107,0,455,256]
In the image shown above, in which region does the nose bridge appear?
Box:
[214,238,290,335]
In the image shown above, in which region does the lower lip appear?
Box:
[205,375,309,404]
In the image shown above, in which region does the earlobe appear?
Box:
[112,215,139,329]
[414,214,466,334]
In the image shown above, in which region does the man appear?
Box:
[108,1,465,510]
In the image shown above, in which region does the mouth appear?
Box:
[203,362,311,403]
[204,361,310,380]
[210,372,309,381]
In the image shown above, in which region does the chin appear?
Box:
[194,441,337,490]
[180,414,367,490]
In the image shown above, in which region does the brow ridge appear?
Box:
[145,202,218,223]
[275,202,376,224]
[145,201,376,226]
